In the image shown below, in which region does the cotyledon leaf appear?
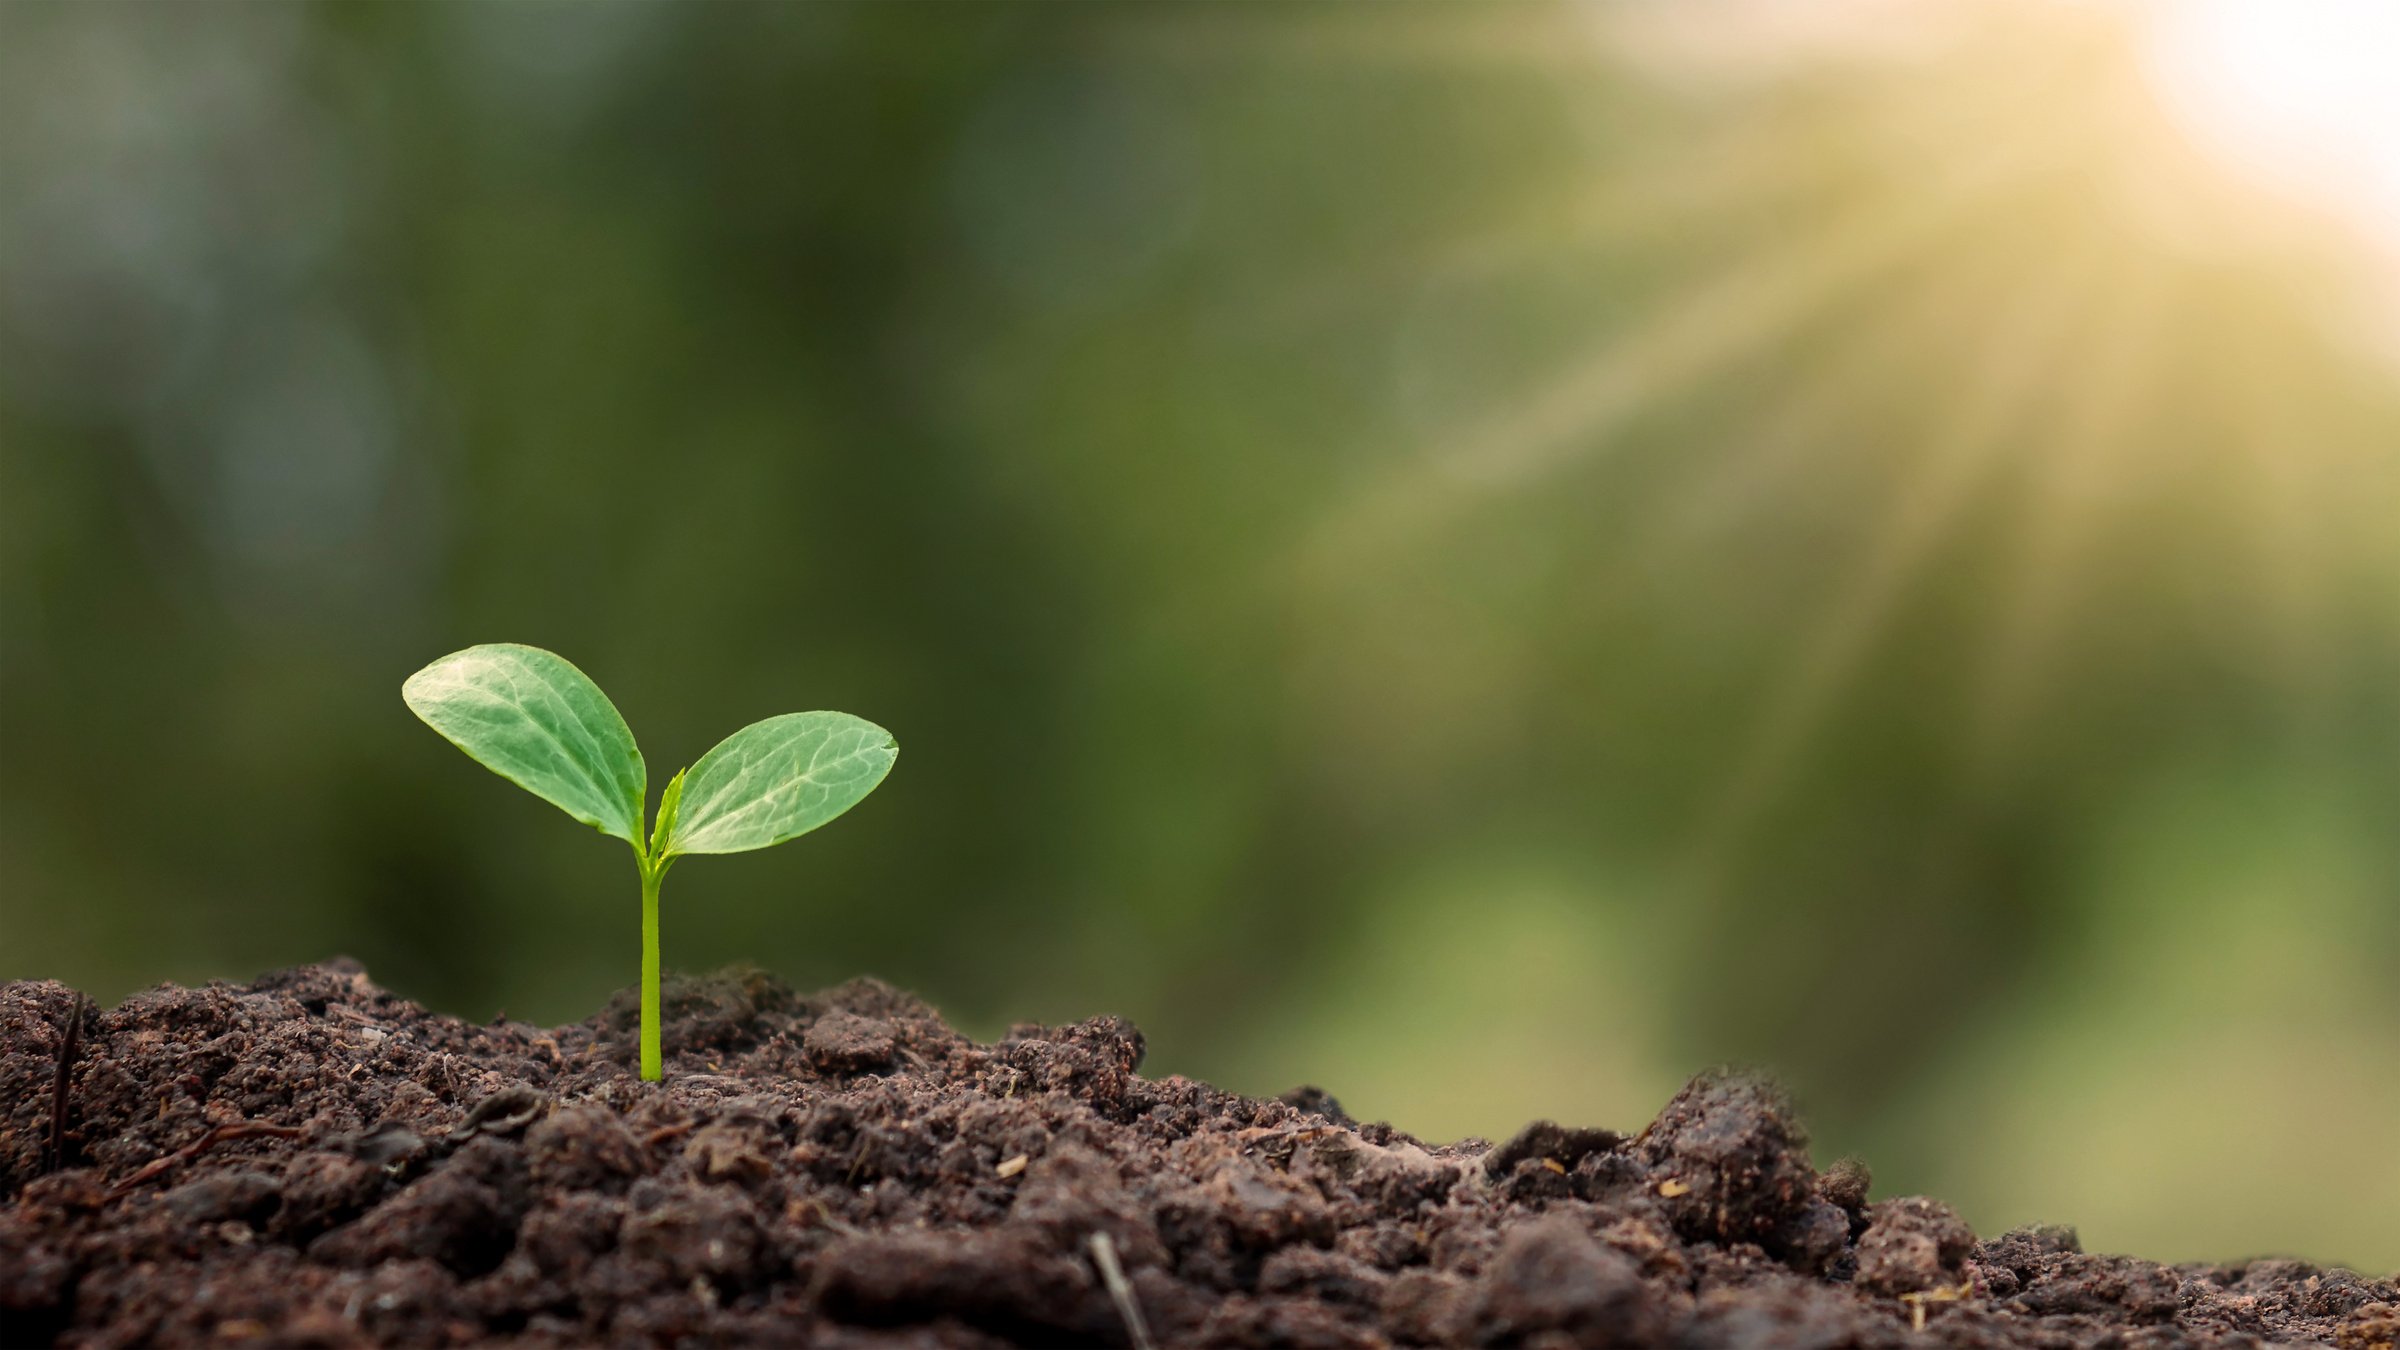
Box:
[664,711,896,856]
[402,643,648,849]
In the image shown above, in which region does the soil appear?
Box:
[2,962,2393,1349]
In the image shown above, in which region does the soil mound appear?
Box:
[2,963,2391,1348]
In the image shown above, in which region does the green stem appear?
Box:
[639,858,663,1081]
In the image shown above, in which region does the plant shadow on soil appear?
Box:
[2,961,2394,1348]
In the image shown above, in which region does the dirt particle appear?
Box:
[618,1180,768,1288]
[1276,1085,1353,1126]
[811,1229,1113,1342]
[525,1105,646,1194]
[2337,1301,2400,1350]
[1003,1014,1147,1113]
[1855,1195,1977,1298]
[681,1121,774,1188]
[2005,1251,2183,1324]
[1010,1146,1164,1267]
[1259,1246,1390,1308]
[336,1120,426,1169]
[515,1191,627,1277]
[1816,1156,1872,1217]
[1633,1071,1842,1273]
[1470,1214,1659,1346]
[0,1215,74,1334]
[162,1168,281,1225]
[272,1150,386,1244]
[601,967,801,1064]
[1483,1119,1625,1181]
[1772,1194,1854,1278]
[1381,1268,1474,1344]
[803,1011,898,1075]
[458,1084,546,1137]
[1204,1157,1337,1249]
[307,1136,527,1277]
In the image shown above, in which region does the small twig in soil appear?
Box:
[642,1120,697,1152]
[457,1085,546,1137]
[107,1121,305,1200]
[1898,1279,1974,1332]
[785,1197,862,1238]
[47,993,88,1174]
[1088,1231,1156,1350]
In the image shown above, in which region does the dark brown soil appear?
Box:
[2,962,2393,1349]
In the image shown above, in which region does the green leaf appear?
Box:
[402,643,648,849]
[647,767,686,865]
[665,711,896,857]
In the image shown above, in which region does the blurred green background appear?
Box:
[4,0,2397,1272]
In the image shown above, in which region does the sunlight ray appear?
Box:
[1216,7,2111,345]
[1100,5,1607,75]
[1295,122,2067,587]
[1245,131,1849,339]
[1644,263,2015,556]
[1693,251,2102,863]
[2220,316,2340,737]
[1963,253,2173,789]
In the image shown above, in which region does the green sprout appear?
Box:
[402,642,896,1081]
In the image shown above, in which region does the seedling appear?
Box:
[402,643,896,1081]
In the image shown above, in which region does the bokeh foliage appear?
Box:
[3,1,2396,1269]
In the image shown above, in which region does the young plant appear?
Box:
[402,643,896,1081]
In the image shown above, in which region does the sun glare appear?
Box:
[2136,0,2400,249]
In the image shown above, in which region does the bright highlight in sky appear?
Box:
[2138,0,2400,248]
